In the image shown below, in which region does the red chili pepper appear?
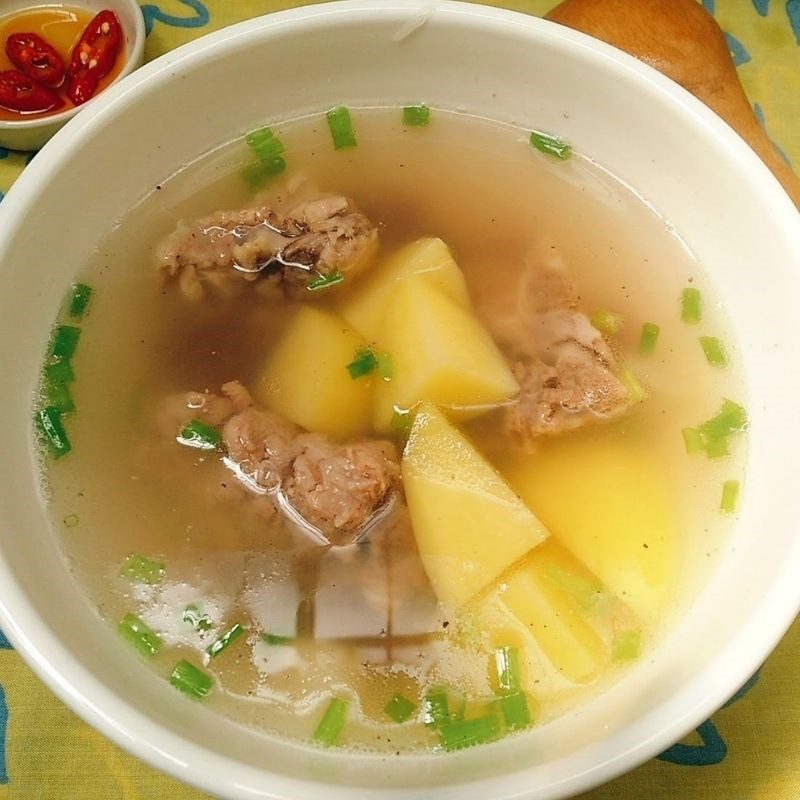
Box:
[5,32,66,88]
[0,69,64,114]
[67,9,122,106]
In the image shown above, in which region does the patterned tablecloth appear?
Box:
[0,1,798,797]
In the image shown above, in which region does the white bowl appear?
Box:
[0,0,145,151]
[1,2,800,798]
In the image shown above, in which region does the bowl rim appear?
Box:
[1,2,800,799]
[0,0,146,132]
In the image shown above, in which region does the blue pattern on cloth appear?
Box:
[141,1,211,36]
[657,670,760,766]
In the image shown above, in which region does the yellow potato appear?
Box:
[373,279,519,432]
[338,237,470,339]
[253,306,372,439]
[498,431,678,621]
[402,403,548,608]
[497,540,608,684]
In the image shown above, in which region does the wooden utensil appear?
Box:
[546,0,800,208]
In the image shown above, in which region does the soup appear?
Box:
[35,108,746,753]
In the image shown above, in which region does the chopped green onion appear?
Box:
[720,479,740,514]
[45,378,75,414]
[619,367,648,404]
[494,646,522,694]
[313,697,349,746]
[68,283,93,318]
[611,629,642,661]
[699,336,728,367]
[169,659,214,699]
[118,613,162,657]
[242,157,287,187]
[44,360,75,384]
[681,287,702,324]
[49,325,80,362]
[182,604,213,632]
[384,693,417,723]
[307,270,344,292]
[699,398,747,440]
[403,104,431,127]
[499,691,532,730]
[178,419,222,450]
[438,712,502,751]
[262,632,294,646]
[326,106,357,150]
[423,688,451,727]
[390,408,415,438]
[120,553,165,585]
[376,351,393,380]
[529,130,572,160]
[36,406,71,458]
[347,347,379,379]
[704,435,730,459]
[63,513,79,528]
[245,127,285,161]
[639,322,660,354]
[545,565,603,610]
[590,309,624,335]
[207,622,246,658]
[681,427,705,455]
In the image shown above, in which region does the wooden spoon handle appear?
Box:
[546,0,800,209]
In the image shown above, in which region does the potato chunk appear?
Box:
[373,279,519,432]
[254,306,371,439]
[338,237,470,339]
[496,540,608,683]
[499,432,678,621]
[402,403,549,608]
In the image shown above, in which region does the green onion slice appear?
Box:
[313,697,349,746]
[403,104,431,127]
[639,322,660,354]
[169,659,214,699]
[423,688,451,727]
[499,691,532,730]
[120,553,165,585]
[545,565,603,610]
[36,406,71,458]
[704,435,730,459]
[619,367,648,404]
[207,622,246,658]
[681,287,702,324]
[611,629,642,662]
[49,325,81,362]
[45,360,75,384]
[242,156,287,187]
[529,130,572,160]
[178,419,222,450]
[182,604,213,632]
[347,347,379,379]
[590,309,624,335]
[699,399,747,440]
[326,106,357,150]
[720,479,740,514]
[245,127,285,160]
[119,613,162,657]
[494,646,522,694]
[262,632,294,646]
[68,283,93,318]
[390,408,415,438]
[307,270,345,292]
[438,712,502,751]
[699,336,728,367]
[44,378,75,414]
[681,427,705,455]
[384,693,417,723]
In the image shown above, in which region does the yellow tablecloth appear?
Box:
[0,1,798,797]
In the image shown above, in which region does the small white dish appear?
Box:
[0,0,145,150]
